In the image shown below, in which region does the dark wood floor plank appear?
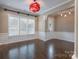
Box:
[0,39,74,59]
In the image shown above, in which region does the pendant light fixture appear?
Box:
[29,0,40,13]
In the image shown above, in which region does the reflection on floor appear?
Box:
[0,39,74,59]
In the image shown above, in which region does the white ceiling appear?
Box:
[0,0,74,15]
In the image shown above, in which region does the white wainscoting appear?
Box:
[0,33,38,45]
[46,32,74,42]
[0,33,8,37]
[37,32,74,42]
[0,32,74,45]
[72,54,77,59]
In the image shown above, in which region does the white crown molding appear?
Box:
[0,0,74,16]
[40,0,74,15]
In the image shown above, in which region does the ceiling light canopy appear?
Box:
[29,0,40,13]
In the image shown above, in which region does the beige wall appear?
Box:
[38,12,74,32]
[0,9,8,33]
[38,15,47,32]
[0,9,1,33]
[47,16,55,32]
[54,12,74,32]
[35,16,39,32]
[0,9,39,33]
[0,8,74,33]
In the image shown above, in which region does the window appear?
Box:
[8,13,35,36]
[19,15,35,35]
[8,14,19,36]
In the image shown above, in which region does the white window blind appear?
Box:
[8,12,35,36]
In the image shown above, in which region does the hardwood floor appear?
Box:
[0,39,74,59]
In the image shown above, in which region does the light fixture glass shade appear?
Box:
[29,1,40,13]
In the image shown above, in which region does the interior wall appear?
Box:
[0,9,39,34]
[38,12,74,32]
[54,12,74,32]
[35,17,39,32]
[0,9,8,33]
[38,15,47,32]
[47,16,55,32]
[0,9,1,33]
